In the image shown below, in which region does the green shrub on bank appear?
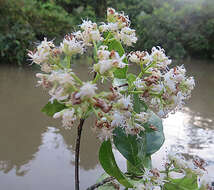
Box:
[0,0,75,65]
[135,0,214,59]
[0,0,213,65]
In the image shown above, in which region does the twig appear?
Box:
[86,177,115,190]
[75,118,85,190]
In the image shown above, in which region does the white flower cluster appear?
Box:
[79,20,102,45]
[36,69,98,128]
[28,38,55,72]
[130,47,195,118]
[99,8,137,46]
[93,45,126,76]
[93,91,149,141]
[28,7,194,141]
[167,152,206,176]
[133,168,164,190]
[128,51,150,64]
[129,46,171,70]
[132,152,208,190]
[60,34,84,56]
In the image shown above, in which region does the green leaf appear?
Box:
[127,73,137,89]
[41,100,66,117]
[145,111,165,155]
[142,155,152,169]
[99,140,133,188]
[133,93,148,113]
[107,39,125,57]
[113,128,145,171]
[107,39,128,79]
[164,174,198,190]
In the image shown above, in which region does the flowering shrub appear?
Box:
[28,7,211,190]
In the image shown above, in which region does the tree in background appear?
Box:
[0,0,213,65]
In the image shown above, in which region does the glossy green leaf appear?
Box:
[145,111,165,155]
[164,174,198,190]
[41,100,66,116]
[133,92,164,156]
[99,140,133,188]
[113,128,145,171]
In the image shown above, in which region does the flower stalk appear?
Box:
[75,118,85,190]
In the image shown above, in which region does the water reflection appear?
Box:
[153,107,214,175]
[0,59,214,189]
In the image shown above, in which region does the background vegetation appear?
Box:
[0,0,213,65]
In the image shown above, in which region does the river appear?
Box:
[0,59,213,189]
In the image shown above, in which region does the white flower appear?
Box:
[99,23,109,32]
[150,46,171,70]
[79,20,101,44]
[143,168,153,181]
[49,86,69,103]
[72,30,83,41]
[119,27,137,46]
[28,48,50,65]
[58,73,75,85]
[94,49,126,75]
[60,36,84,55]
[90,29,101,41]
[108,22,119,31]
[94,59,113,74]
[99,22,119,32]
[80,20,94,31]
[111,52,126,68]
[164,72,176,92]
[53,108,76,128]
[37,37,55,50]
[129,51,150,64]
[151,83,164,93]
[107,7,116,17]
[97,128,114,141]
[28,38,55,65]
[75,82,97,99]
[135,112,149,123]
[186,161,205,176]
[41,63,52,73]
[129,53,140,63]
[111,111,125,127]
[36,73,52,88]
[185,77,195,90]
[47,70,75,86]
[117,95,132,110]
[97,47,110,60]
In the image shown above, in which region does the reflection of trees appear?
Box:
[184,60,214,114]
[177,60,214,154]
[0,65,53,176]
[178,107,214,152]
[60,117,101,171]
[59,62,106,170]
[0,63,102,176]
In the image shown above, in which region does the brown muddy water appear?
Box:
[0,59,214,189]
